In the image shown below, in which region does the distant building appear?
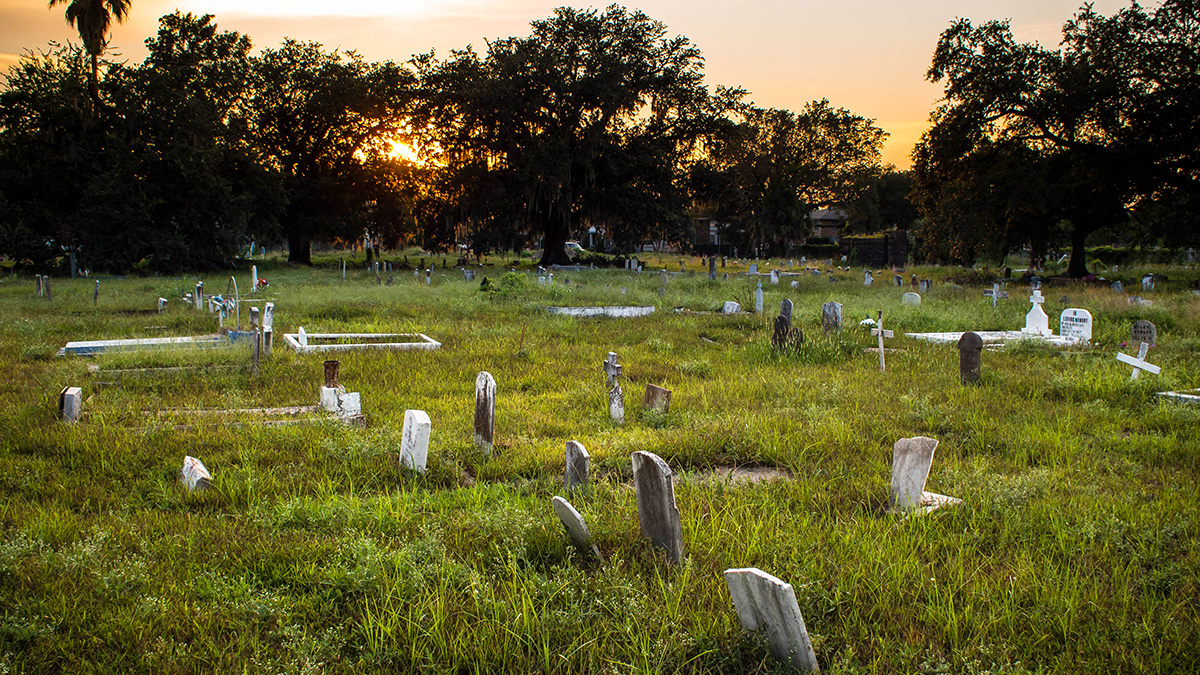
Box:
[809,208,847,241]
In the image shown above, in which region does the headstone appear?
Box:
[551,496,601,558]
[157,297,168,312]
[864,270,873,286]
[709,256,716,280]
[631,451,685,563]
[722,301,741,314]
[1131,320,1157,346]
[1021,290,1050,336]
[602,352,624,423]
[748,263,758,275]
[1142,274,1154,291]
[1111,280,1124,293]
[871,311,894,371]
[44,277,51,301]
[298,326,308,349]
[790,280,798,289]
[399,409,432,472]
[425,268,431,285]
[770,269,779,285]
[957,332,983,383]
[821,301,843,333]
[1117,342,1160,379]
[919,279,932,292]
[889,436,960,513]
[772,299,804,352]
[181,456,212,491]
[901,292,921,305]
[724,567,819,672]
[1128,295,1152,307]
[474,371,496,452]
[643,384,672,413]
[59,386,82,423]
[893,274,903,287]
[755,281,764,314]
[262,302,275,356]
[35,274,43,296]
[564,441,589,491]
[1058,308,1093,343]
[778,298,793,325]
[251,265,258,292]
[194,282,203,310]
[93,280,99,306]
[661,269,669,287]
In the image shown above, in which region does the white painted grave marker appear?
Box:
[1058,308,1093,343]
[889,436,960,514]
[399,409,432,472]
[901,292,921,305]
[181,456,212,491]
[724,567,819,672]
[1021,290,1050,336]
[474,371,496,452]
[1116,342,1160,379]
[871,311,894,372]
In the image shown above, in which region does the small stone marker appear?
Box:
[631,451,685,563]
[790,280,798,289]
[901,292,921,305]
[724,567,819,672]
[551,496,602,558]
[821,301,842,333]
[181,456,212,491]
[957,332,983,383]
[1021,290,1050,336]
[770,269,779,285]
[1117,342,1160,379]
[1111,280,1123,293]
[1131,320,1157,346]
[425,268,431,285]
[893,274,903,286]
[564,440,589,491]
[919,279,932,292]
[93,280,99,306]
[722,301,741,314]
[643,384,672,414]
[871,311,894,371]
[709,256,716,280]
[864,270,873,286]
[889,436,960,513]
[1059,308,1093,343]
[399,409,432,472]
[157,297,167,312]
[755,280,764,313]
[262,302,275,356]
[474,371,496,453]
[194,281,203,310]
[59,386,82,423]
[602,352,624,423]
[35,274,43,296]
[251,264,258,292]
[748,263,758,275]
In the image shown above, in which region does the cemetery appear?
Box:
[1,252,1197,673]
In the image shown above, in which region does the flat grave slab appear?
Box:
[283,332,441,353]
[1156,389,1200,405]
[545,306,655,318]
[906,330,1084,347]
[58,334,230,356]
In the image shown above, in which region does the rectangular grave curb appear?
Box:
[546,306,656,318]
[283,332,441,353]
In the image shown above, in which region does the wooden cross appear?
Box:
[870,311,894,372]
[984,283,1008,307]
[602,352,623,389]
[1116,342,1161,379]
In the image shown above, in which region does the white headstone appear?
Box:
[724,567,819,672]
[157,297,168,312]
[755,281,764,314]
[565,440,589,491]
[770,269,779,285]
[603,352,624,424]
[251,265,258,292]
[901,292,921,305]
[59,386,82,424]
[889,436,960,513]
[337,391,361,417]
[1021,290,1050,336]
[790,280,799,289]
[748,264,758,275]
[864,270,873,286]
[632,451,684,563]
[722,301,741,314]
[319,386,340,412]
[399,410,432,472]
[551,496,601,558]
[1059,308,1093,343]
[474,371,496,452]
[298,326,308,348]
[181,456,211,491]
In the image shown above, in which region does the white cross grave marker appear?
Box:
[1116,342,1160,379]
[1021,289,1050,336]
[871,310,894,372]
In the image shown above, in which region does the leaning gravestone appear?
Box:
[631,451,685,563]
[1131,320,1157,346]
[181,456,212,491]
[1111,280,1124,293]
[474,371,496,453]
[59,386,82,424]
[643,384,672,414]
[957,332,983,383]
[821,301,843,333]
[1058,308,1093,344]
[602,352,624,424]
[565,441,589,491]
[399,410,432,472]
[773,299,804,352]
[893,274,903,287]
[901,292,921,305]
[889,436,960,514]
[724,567,819,672]
[551,496,602,558]
[864,270,873,286]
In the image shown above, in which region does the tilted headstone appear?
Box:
[474,371,496,452]
[59,386,82,424]
[957,332,983,383]
[1111,280,1123,293]
[631,451,685,563]
[551,496,602,558]
[889,436,960,513]
[755,280,764,314]
[399,409,432,472]
[901,292,921,305]
[564,440,589,491]
[1059,308,1093,343]
[602,352,624,423]
[1021,290,1050,336]
[181,456,212,491]
[770,269,779,285]
[821,301,843,333]
[643,384,672,413]
[893,274,903,286]
[722,301,741,314]
[724,567,819,672]
[864,270,873,286]
[1131,320,1157,346]
[1116,342,1160,379]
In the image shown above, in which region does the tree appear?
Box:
[246,40,415,264]
[412,5,740,265]
[47,0,131,109]
[913,0,1200,276]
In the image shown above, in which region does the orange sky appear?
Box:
[1,0,1145,168]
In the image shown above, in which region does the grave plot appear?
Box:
[908,291,1093,348]
[58,334,236,356]
[545,306,655,318]
[1156,390,1200,405]
[283,330,441,353]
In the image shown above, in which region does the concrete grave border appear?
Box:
[283,332,441,353]
[546,306,655,318]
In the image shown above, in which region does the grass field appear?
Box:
[1,252,1198,673]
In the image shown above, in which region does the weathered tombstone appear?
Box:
[59,386,82,424]
[901,292,921,305]
[889,436,960,513]
[864,270,873,286]
[643,384,672,414]
[661,269,669,288]
[957,332,983,383]
[551,496,602,558]
[35,274,43,296]
[157,297,168,312]
[1059,308,1093,343]
[1111,280,1124,293]
[194,281,203,310]
[93,280,99,306]
[871,311,894,371]
[821,301,843,333]
[251,264,258,292]
[474,371,496,453]
[919,279,932,292]
[44,277,51,301]
[748,263,758,275]
[724,567,819,672]
[1021,290,1050,336]
[893,274,903,287]
[770,269,779,285]
[425,268,432,285]
[181,456,212,491]
[602,352,624,423]
[1142,274,1154,291]
[772,299,804,352]
[722,301,741,314]
[1131,320,1157,346]
[709,256,717,280]
[778,298,793,325]
[755,280,764,313]
[910,274,918,289]
[1117,342,1160,379]
[631,451,684,563]
[564,440,589,491]
[297,326,308,349]
[262,302,275,356]
[399,409,432,472]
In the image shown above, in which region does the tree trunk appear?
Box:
[288,231,312,265]
[89,52,101,115]
[537,203,572,267]
[1067,224,1091,278]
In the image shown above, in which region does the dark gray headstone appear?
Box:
[565,441,589,491]
[821,301,843,333]
[957,332,983,383]
[643,384,672,413]
[1131,320,1157,346]
[631,451,684,563]
[709,256,716,280]
[59,386,82,424]
[474,371,496,452]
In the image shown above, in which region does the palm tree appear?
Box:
[48,0,131,109]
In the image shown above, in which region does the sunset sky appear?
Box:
[1,0,1143,168]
